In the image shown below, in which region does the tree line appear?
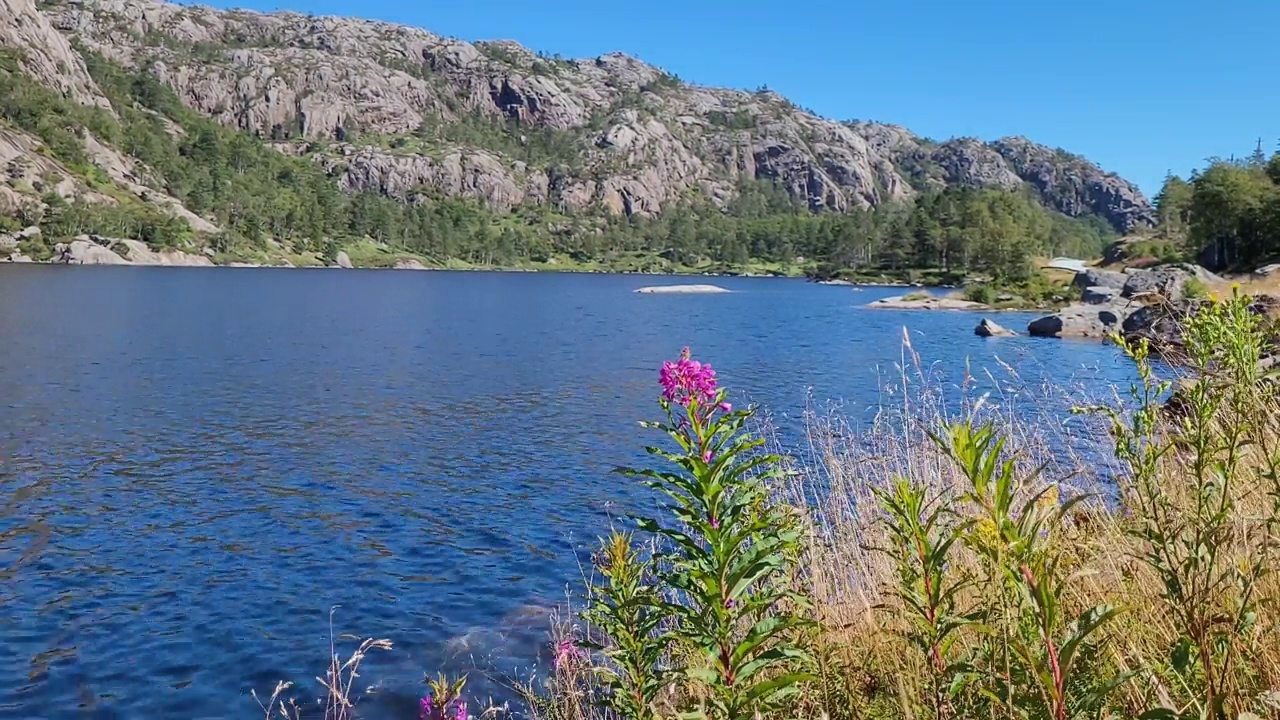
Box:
[1153,142,1280,270]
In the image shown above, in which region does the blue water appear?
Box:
[0,267,1137,719]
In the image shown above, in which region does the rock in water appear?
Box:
[335,251,353,269]
[634,284,730,294]
[974,318,1017,337]
[867,295,989,310]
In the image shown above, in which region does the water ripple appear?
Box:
[0,267,1138,718]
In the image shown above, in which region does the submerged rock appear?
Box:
[975,318,1017,337]
[634,284,730,294]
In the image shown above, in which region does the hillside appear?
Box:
[0,0,1154,271]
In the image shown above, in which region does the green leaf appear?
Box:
[740,672,816,704]
[1170,635,1194,673]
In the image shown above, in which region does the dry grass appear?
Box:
[255,608,392,720]
[774,330,1280,718]
[1209,272,1280,298]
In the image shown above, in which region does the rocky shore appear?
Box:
[1024,264,1222,339]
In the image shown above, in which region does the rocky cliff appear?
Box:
[3,0,1154,233]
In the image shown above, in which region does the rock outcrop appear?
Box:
[1122,295,1280,362]
[1028,303,1137,339]
[0,0,111,110]
[54,239,129,265]
[53,235,214,266]
[27,0,1153,229]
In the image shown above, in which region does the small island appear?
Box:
[634,284,731,294]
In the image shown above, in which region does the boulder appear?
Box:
[335,251,353,269]
[53,240,128,265]
[975,318,1017,337]
[1082,285,1120,304]
[1027,303,1136,339]
[393,258,428,270]
[1121,264,1220,301]
[1256,263,1280,277]
[1072,268,1128,291]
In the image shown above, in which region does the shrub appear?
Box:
[964,283,995,304]
[1182,276,1209,299]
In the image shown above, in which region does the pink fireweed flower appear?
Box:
[659,347,719,407]
[454,701,467,720]
[419,696,433,720]
[702,449,713,463]
[719,402,732,413]
[553,639,586,670]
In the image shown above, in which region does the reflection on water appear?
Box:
[0,266,1139,718]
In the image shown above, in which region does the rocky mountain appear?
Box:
[1,0,1154,242]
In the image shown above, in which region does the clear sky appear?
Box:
[199,0,1278,197]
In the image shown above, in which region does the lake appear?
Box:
[0,267,1137,719]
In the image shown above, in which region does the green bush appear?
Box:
[964,283,995,304]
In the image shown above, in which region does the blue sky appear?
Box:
[201,0,1278,197]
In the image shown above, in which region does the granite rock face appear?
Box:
[18,0,1154,228]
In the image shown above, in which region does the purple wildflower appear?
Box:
[419,696,433,720]
[553,639,586,671]
[659,347,719,407]
[719,402,732,413]
[702,449,713,463]
[709,516,720,530]
[454,701,467,720]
